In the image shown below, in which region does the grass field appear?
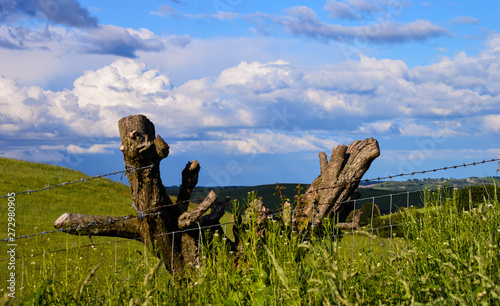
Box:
[1,158,499,304]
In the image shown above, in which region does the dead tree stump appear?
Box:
[54,115,227,274]
[54,114,380,275]
[293,138,380,232]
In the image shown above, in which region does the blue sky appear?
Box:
[1,0,499,187]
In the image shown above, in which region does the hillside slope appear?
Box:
[0,157,136,236]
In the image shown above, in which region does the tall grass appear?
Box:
[3,184,500,305]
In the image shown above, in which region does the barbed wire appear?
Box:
[124,158,500,217]
[362,158,499,182]
[0,187,429,244]
[0,184,489,270]
[0,164,156,199]
[308,158,500,194]
[1,158,497,253]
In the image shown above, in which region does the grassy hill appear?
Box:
[0,157,230,300]
[2,158,499,304]
[0,157,136,236]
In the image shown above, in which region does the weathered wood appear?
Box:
[178,190,217,229]
[54,213,140,239]
[293,138,380,231]
[54,115,228,275]
[177,160,200,213]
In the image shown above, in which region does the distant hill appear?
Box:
[366,176,500,191]
[174,175,500,216]
[171,183,411,215]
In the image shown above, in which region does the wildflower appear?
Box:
[377,262,381,267]
[222,237,227,241]
[79,257,83,260]
[443,242,449,246]
[31,262,35,265]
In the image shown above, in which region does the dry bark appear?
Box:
[54,114,379,276]
[54,115,226,274]
[293,138,380,232]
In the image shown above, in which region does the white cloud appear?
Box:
[215,60,301,94]
[67,143,117,154]
[2,33,500,163]
[73,58,171,107]
[173,130,339,155]
[483,115,500,133]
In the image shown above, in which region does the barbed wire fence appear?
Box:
[1,158,499,286]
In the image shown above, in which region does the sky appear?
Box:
[1,0,500,187]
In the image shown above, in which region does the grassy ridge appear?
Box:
[2,158,499,304]
[189,184,420,215]
[0,158,148,300]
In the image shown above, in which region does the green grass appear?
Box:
[1,158,500,305]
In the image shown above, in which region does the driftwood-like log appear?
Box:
[54,115,225,274]
[177,160,200,213]
[293,138,380,231]
[54,213,141,239]
[178,191,217,229]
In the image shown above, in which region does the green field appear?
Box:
[1,157,500,305]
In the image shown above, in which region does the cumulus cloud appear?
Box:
[2,34,500,164]
[0,0,98,28]
[173,130,339,155]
